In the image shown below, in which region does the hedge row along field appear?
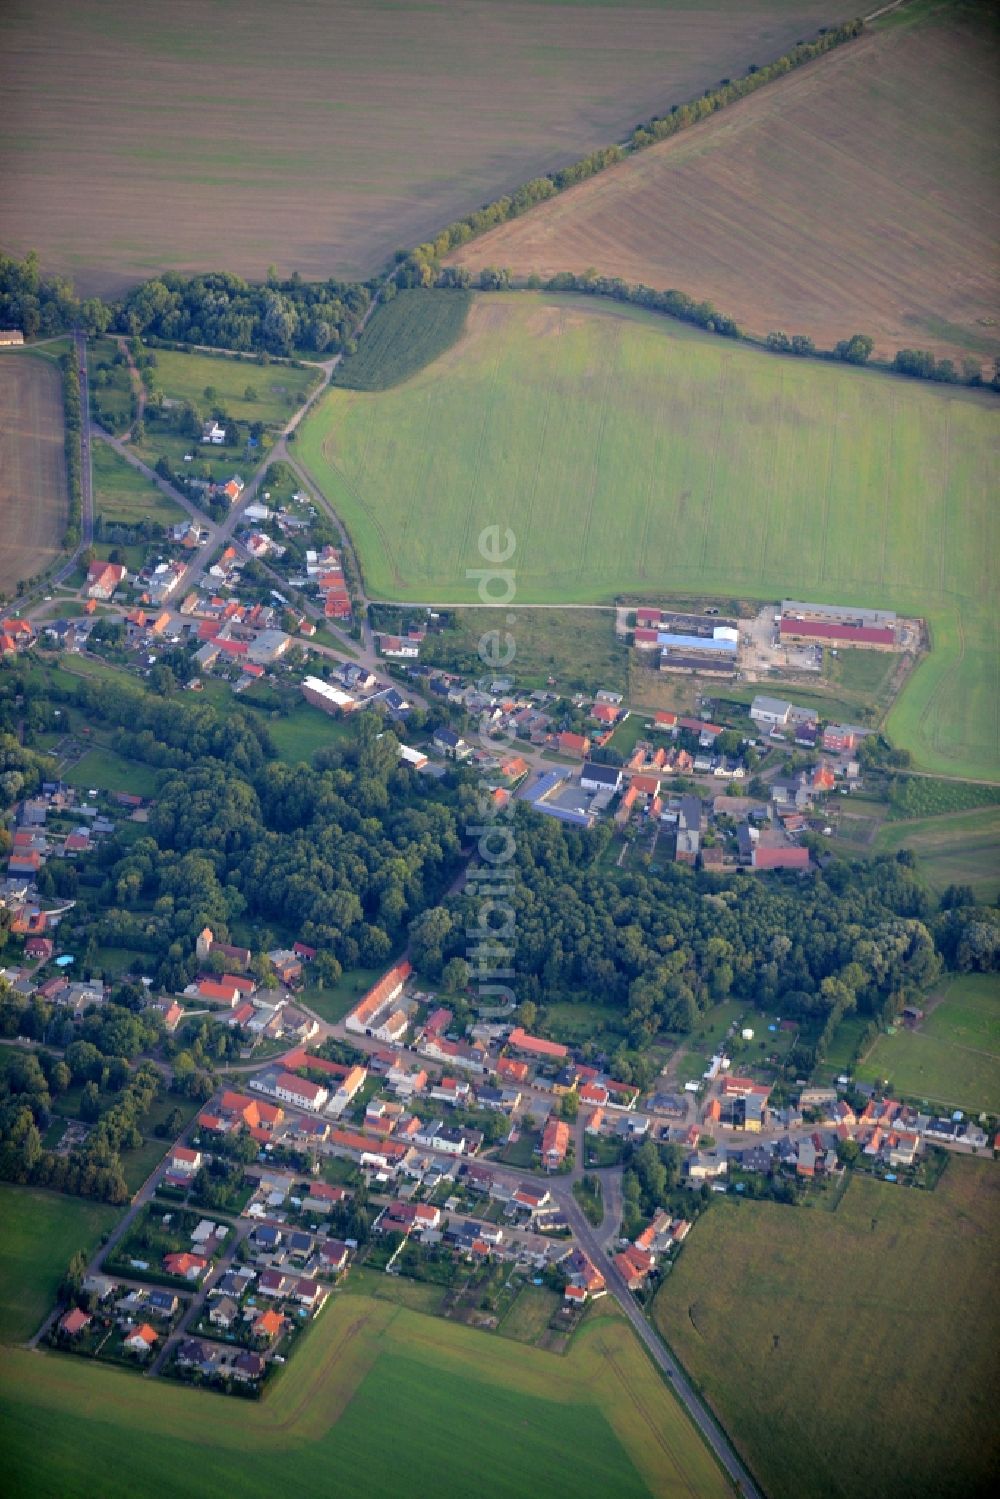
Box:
[335,289,472,391]
[296,293,999,780]
[447,1,1000,369]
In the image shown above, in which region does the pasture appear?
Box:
[449,1,1000,369]
[654,1158,1000,1499]
[0,0,843,293]
[856,974,1000,1112]
[0,1295,729,1499]
[0,353,68,593]
[297,293,999,779]
[0,1185,121,1344]
[92,440,186,530]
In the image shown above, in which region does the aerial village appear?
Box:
[6,880,988,1397]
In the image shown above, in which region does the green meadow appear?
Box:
[297,293,999,779]
[654,1159,1000,1499]
[147,346,320,427]
[0,1185,121,1343]
[92,440,186,529]
[0,1296,728,1499]
[857,974,1000,1112]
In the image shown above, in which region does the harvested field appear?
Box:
[449,0,1000,367]
[1,0,845,294]
[654,1158,1000,1499]
[0,1296,729,1499]
[0,353,68,592]
[297,292,1000,779]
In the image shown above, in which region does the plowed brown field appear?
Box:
[0,355,67,593]
[0,0,844,294]
[449,3,1000,367]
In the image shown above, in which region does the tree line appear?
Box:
[59,352,83,547]
[397,21,863,289]
[428,269,1000,390]
[0,254,369,359]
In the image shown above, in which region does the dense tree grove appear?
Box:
[0,255,369,358]
[0,990,163,1203]
[414,810,950,1071]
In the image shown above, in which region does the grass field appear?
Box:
[336,290,472,391]
[0,352,68,593]
[0,1185,121,1344]
[872,807,1000,902]
[297,292,999,778]
[63,746,164,799]
[146,346,320,427]
[654,1158,1000,1499]
[92,439,186,529]
[423,605,626,694]
[449,1,1000,369]
[0,1294,729,1499]
[856,974,1000,1112]
[0,0,843,293]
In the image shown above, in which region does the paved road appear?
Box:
[147,1218,254,1376]
[560,1188,763,1499]
[28,1149,165,1349]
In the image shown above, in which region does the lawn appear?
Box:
[0,1294,729,1499]
[253,700,355,766]
[335,289,471,391]
[497,1282,563,1344]
[0,1185,121,1344]
[0,351,68,593]
[300,965,388,1026]
[654,1158,1000,1499]
[0,0,842,293]
[63,746,164,799]
[448,0,1000,370]
[856,974,1000,1112]
[296,292,999,779]
[91,438,186,529]
[542,1001,626,1051]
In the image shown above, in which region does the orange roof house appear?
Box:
[541,1116,570,1168]
[252,1308,285,1341]
[507,1027,568,1061]
[556,731,590,758]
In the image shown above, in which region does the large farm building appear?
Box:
[779,600,897,650]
